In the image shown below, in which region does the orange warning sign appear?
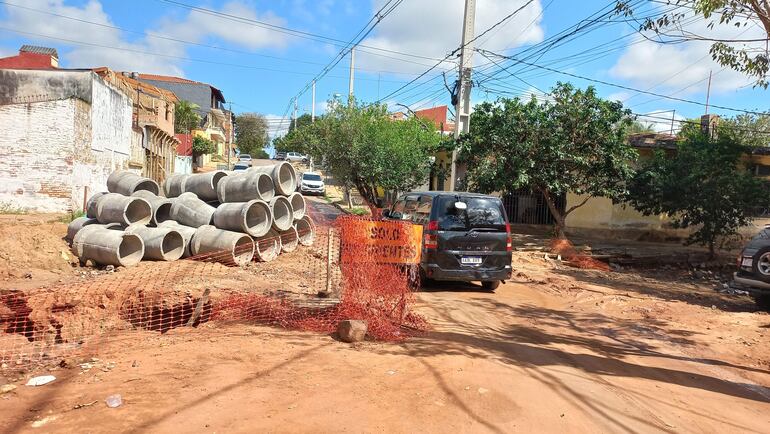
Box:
[340,219,423,264]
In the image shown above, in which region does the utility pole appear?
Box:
[705,70,713,114]
[293,99,298,130]
[348,47,355,105]
[449,0,476,192]
[311,80,316,122]
[670,109,676,135]
[228,102,233,169]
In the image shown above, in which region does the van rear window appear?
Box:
[436,197,506,231]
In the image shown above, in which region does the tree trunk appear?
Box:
[708,240,716,260]
[539,188,567,239]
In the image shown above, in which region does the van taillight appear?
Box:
[506,222,512,252]
[424,220,439,249]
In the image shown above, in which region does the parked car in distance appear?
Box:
[274,152,286,160]
[285,152,309,163]
[734,226,770,308]
[383,192,512,290]
[298,172,325,195]
[232,162,250,171]
[238,153,252,166]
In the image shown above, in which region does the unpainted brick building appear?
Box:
[0,69,134,212]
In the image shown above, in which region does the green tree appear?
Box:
[234,113,269,157]
[279,100,442,206]
[628,133,769,256]
[459,82,637,238]
[628,120,655,134]
[274,113,316,154]
[192,135,216,159]
[175,100,201,134]
[616,1,770,87]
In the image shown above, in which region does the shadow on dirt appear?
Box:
[377,296,770,431]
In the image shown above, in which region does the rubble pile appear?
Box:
[66,164,315,267]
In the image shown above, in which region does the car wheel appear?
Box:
[754,294,770,311]
[481,280,500,291]
[751,247,770,283]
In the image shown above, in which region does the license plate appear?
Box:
[461,256,482,265]
[742,257,753,267]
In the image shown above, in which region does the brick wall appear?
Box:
[0,76,134,212]
[0,100,78,211]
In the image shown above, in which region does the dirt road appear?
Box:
[2,251,769,433]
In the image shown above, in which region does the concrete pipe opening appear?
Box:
[280,227,299,253]
[295,216,315,246]
[118,234,145,267]
[256,173,275,202]
[233,235,255,266]
[270,196,293,231]
[288,193,306,220]
[155,202,172,225]
[274,163,297,196]
[244,200,271,237]
[134,179,160,195]
[160,230,185,261]
[254,235,280,262]
[211,171,227,189]
[125,198,152,225]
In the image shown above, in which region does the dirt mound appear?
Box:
[0,215,74,279]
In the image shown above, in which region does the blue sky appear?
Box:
[1,0,767,138]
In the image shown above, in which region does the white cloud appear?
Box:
[357,0,544,74]
[609,10,765,94]
[0,0,289,75]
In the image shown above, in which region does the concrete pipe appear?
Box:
[65,216,98,244]
[294,216,315,247]
[107,170,160,196]
[125,225,185,261]
[248,162,297,196]
[182,171,227,201]
[212,200,272,237]
[163,174,189,198]
[71,225,144,267]
[216,171,275,203]
[131,190,172,226]
[288,192,306,220]
[190,225,254,266]
[279,226,299,253]
[268,196,293,232]
[254,231,281,262]
[169,192,216,227]
[95,193,152,226]
[85,192,107,218]
[158,220,197,257]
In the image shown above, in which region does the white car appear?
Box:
[285,152,309,163]
[238,153,252,166]
[299,172,325,195]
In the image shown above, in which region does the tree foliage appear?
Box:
[616,0,770,87]
[234,113,269,157]
[627,133,769,256]
[628,120,656,134]
[273,113,315,153]
[278,100,442,206]
[175,100,201,134]
[192,135,216,156]
[459,82,637,238]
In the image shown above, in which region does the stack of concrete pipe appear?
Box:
[67,163,316,268]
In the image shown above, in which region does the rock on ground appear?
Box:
[337,320,367,343]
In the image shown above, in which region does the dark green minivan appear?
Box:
[384,192,513,290]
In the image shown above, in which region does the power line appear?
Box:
[155,0,444,63]
[0,26,419,85]
[0,0,433,75]
[477,48,770,116]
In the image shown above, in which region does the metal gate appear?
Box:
[502,188,565,226]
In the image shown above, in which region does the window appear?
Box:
[756,164,770,177]
[303,173,322,181]
[412,197,433,225]
[436,196,506,231]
